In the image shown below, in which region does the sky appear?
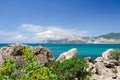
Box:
[0,0,120,43]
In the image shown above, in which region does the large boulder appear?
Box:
[95,57,104,62]
[56,48,77,62]
[33,46,55,65]
[87,49,120,80]
[0,43,55,66]
[102,49,115,60]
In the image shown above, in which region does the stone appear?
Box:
[86,62,94,72]
[56,48,77,62]
[90,74,103,80]
[0,49,3,68]
[102,49,115,60]
[117,66,120,79]
[88,48,120,80]
[84,57,92,62]
[0,43,55,66]
[95,57,104,62]
[33,46,55,66]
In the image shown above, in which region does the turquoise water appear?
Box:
[0,44,120,59]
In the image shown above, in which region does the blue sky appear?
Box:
[0,0,120,43]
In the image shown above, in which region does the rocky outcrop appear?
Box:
[102,49,115,60]
[86,49,120,80]
[84,57,93,62]
[56,48,77,62]
[0,43,55,67]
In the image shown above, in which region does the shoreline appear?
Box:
[0,43,120,60]
[0,43,120,80]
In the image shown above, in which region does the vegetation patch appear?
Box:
[110,49,120,61]
[0,46,92,80]
[49,57,92,80]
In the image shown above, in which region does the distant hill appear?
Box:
[41,32,120,44]
[99,33,120,39]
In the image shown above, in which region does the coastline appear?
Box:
[0,43,120,60]
[0,43,120,80]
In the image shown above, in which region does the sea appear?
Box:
[0,44,120,60]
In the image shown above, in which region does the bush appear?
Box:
[22,66,57,80]
[21,46,57,80]
[48,57,92,80]
[21,58,57,80]
[0,58,19,79]
[0,46,57,80]
[110,49,120,61]
[0,46,92,80]
[21,46,34,60]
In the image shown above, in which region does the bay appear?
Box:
[0,44,120,59]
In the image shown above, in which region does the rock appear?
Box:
[94,62,107,75]
[84,57,92,62]
[117,66,120,79]
[0,43,55,66]
[90,74,103,80]
[103,60,118,68]
[0,49,3,68]
[56,48,77,62]
[95,57,104,62]
[102,49,115,60]
[90,62,117,79]
[33,46,55,66]
[88,48,120,80]
[86,62,94,72]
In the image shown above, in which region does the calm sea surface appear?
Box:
[0,44,120,59]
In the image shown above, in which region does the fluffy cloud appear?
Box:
[33,30,61,41]
[0,24,88,43]
[46,27,71,36]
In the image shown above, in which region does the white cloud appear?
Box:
[0,24,88,43]
[46,27,72,37]
[33,30,61,41]
[46,26,88,38]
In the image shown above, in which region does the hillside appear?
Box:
[41,33,120,44]
[99,33,120,39]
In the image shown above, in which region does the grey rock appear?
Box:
[117,66,120,79]
[84,57,92,62]
[0,43,55,66]
[33,46,55,66]
[103,60,118,68]
[95,57,104,62]
[88,49,120,80]
[86,62,94,72]
[56,48,77,62]
[102,49,115,60]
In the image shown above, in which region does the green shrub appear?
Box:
[0,58,19,79]
[18,57,57,80]
[110,49,120,61]
[0,46,92,80]
[49,57,92,80]
[21,46,34,60]
[0,46,57,80]
[22,65,57,80]
[20,47,57,80]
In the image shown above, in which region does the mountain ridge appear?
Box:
[98,32,120,39]
[41,32,120,44]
